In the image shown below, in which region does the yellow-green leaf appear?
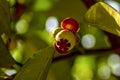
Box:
[14,47,55,80]
[84,2,120,36]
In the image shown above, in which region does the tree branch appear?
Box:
[52,47,120,63]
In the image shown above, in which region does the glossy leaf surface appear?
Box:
[14,47,54,80]
[84,2,120,36]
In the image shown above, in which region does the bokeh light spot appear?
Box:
[16,19,29,34]
[108,54,120,76]
[108,54,120,68]
[112,64,120,76]
[81,34,96,49]
[98,65,111,79]
[9,0,16,7]
[72,56,95,80]
[46,16,58,33]
[105,0,120,12]
[5,69,17,76]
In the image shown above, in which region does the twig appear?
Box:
[52,48,120,63]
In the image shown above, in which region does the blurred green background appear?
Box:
[2,0,120,80]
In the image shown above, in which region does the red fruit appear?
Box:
[53,30,76,55]
[54,41,69,55]
[61,17,80,33]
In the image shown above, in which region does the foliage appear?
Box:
[14,47,54,80]
[0,0,120,80]
[84,2,120,36]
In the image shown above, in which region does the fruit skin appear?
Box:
[75,33,80,43]
[52,27,62,38]
[61,17,80,33]
[53,41,69,54]
[54,30,76,54]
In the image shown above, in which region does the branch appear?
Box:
[52,47,120,63]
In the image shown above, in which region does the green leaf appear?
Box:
[84,2,120,36]
[0,37,15,67]
[50,59,73,80]
[14,47,55,80]
[0,0,10,35]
